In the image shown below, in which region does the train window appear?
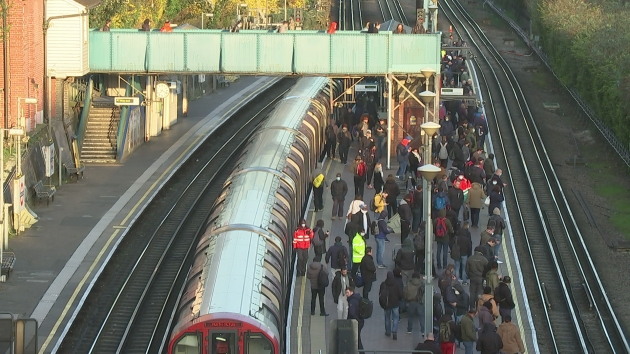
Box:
[209,332,237,354]
[173,332,201,354]
[245,332,273,354]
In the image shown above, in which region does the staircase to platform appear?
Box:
[81,97,120,163]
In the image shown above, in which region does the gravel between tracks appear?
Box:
[450,0,630,343]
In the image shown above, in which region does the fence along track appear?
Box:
[441,0,630,352]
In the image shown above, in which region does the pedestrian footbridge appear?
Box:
[88,30,441,75]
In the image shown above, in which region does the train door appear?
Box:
[244,332,274,354]
[209,332,237,354]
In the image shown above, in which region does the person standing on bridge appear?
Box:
[141,19,151,31]
[160,20,173,32]
[293,219,314,276]
[393,23,406,34]
[412,18,427,34]
[101,19,111,32]
[327,21,337,34]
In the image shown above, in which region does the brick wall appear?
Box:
[0,0,47,131]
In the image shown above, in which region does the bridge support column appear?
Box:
[182,76,188,117]
[145,76,153,142]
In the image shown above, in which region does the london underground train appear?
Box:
[168,77,342,354]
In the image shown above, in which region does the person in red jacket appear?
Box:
[294,219,314,276]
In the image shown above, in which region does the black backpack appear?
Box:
[378,284,390,309]
[317,265,329,288]
[359,298,373,319]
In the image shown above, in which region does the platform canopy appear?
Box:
[88,29,441,76]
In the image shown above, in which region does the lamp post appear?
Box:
[421,68,436,92]
[418,162,441,335]
[428,2,438,33]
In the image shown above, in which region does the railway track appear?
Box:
[440,1,629,353]
[55,78,297,354]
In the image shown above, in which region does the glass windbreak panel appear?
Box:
[210,332,237,354]
[174,333,201,354]
[245,332,274,354]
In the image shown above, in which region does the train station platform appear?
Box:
[0,76,279,353]
[291,146,539,354]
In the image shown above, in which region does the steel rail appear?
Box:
[76,82,294,354]
[442,0,630,352]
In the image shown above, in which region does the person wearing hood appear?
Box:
[398,194,413,243]
[330,173,348,220]
[476,323,504,354]
[351,203,372,241]
[346,286,365,349]
[414,333,441,354]
[453,283,470,322]
[433,209,454,269]
[306,256,329,316]
[395,237,416,281]
[396,138,411,180]
[375,210,392,268]
[467,181,486,228]
[403,272,425,335]
[497,315,525,354]
[326,236,349,274]
[379,271,403,340]
[485,261,500,295]
[477,301,496,333]
[337,124,352,164]
[466,246,488,309]
[460,309,477,354]
[384,174,400,218]
[332,266,355,319]
[293,219,314,276]
[438,308,457,352]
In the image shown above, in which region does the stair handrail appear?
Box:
[76,75,94,148]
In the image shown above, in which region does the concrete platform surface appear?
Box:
[0,76,278,353]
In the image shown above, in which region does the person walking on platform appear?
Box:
[404,272,425,335]
[351,228,366,281]
[311,220,329,258]
[438,309,457,353]
[384,175,400,218]
[307,256,329,316]
[330,173,348,220]
[363,144,377,189]
[437,135,450,169]
[375,119,387,160]
[324,119,338,160]
[495,276,515,320]
[488,185,504,217]
[293,219,314,276]
[332,266,354,319]
[351,203,372,239]
[396,138,411,180]
[460,309,478,354]
[411,185,423,233]
[467,181,486,228]
[337,125,352,164]
[476,323,504,354]
[375,211,392,268]
[312,163,328,212]
[477,286,499,318]
[326,236,348,274]
[398,194,413,243]
[395,237,415,283]
[352,155,367,198]
[360,247,377,299]
[433,209,454,270]
[447,180,465,220]
[478,301,496,334]
[373,162,385,192]
[380,271,403,340]
[359,129,374,153]
[466,246,488,309]
[346,286,365,350]
[484,153,496,185]
[497,315,525,354]
[452,221,472,285]
[346,195,364,219]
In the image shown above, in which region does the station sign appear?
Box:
[355,84,379,92]
[114,97,140,106]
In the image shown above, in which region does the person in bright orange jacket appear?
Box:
[294,219,314,276]
[160,20,173,32]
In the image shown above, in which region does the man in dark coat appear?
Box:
[466,246,488,309]
[476,323,504,354]
[447,180,465,217]
[495,276,516,320]
[351,204,372,239]
[330,173,348,219]
[397,194,413,243]
[380,271,403,339]
[359,247,377,299]
[346,286,364,350]
[414,333,441,354]
[325,236,349,273]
